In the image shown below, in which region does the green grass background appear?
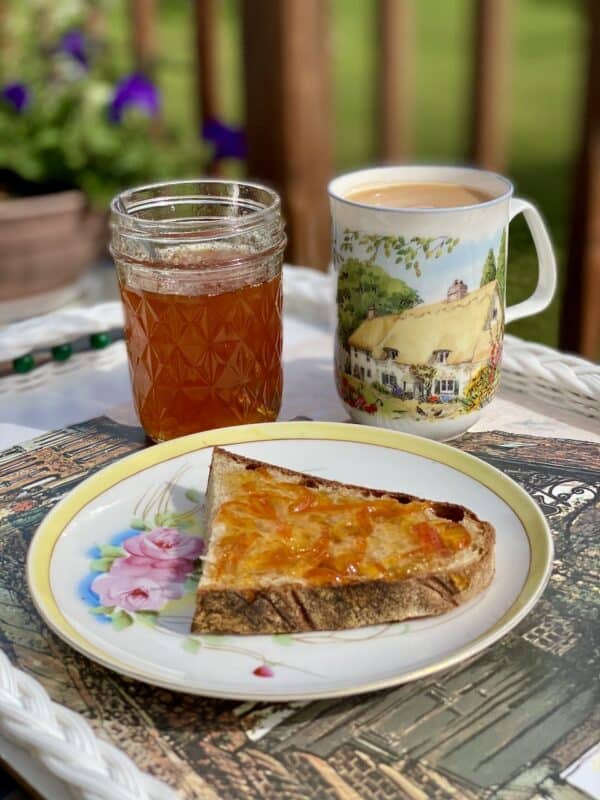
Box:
[108,0,585,347]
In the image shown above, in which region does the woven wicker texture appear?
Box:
[0,651,177,800]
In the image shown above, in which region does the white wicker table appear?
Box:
[0,266,598,800]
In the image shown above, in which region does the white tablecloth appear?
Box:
[1,312,598,452]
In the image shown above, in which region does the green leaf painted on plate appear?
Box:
[154,512,180,527]
[184,576,200,592]
[89,605,114,615]
[134,611,158,627]
[272,634,294,647]
[183,637,201,654]
[185,489,203,504]
[98,545,126,558]
[130,518,149,530]
[111,610,133,631]
[202,634,227,646]
[89,557,117,572]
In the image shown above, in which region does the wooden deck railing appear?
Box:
[130,0,157,76]
[560,0,599,360]
[134,0,597,358]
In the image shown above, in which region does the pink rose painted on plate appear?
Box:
[91,572,179,612]
[85,522,205,624]
[123,528,204,561]
[110,553,193,584]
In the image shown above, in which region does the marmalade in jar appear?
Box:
[119,269,282,441]
[111,179,286,441]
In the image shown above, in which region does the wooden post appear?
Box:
[130,0,157,75]
[470,0,513,171]
[193,0,222,176]
[560,1,600,359]
[0,1,10,81]
[193,0,220,126]
[377,0,414,162]
[86,4,106,40]
[241,0,333,270]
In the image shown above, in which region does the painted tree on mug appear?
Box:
[337,260,421,348]
[496,229,507,296]
[335,230,458,347]
[480,249,497,287]
[336,230,459,276]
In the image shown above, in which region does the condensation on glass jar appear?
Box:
[110,180,286,441]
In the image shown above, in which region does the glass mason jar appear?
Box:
[110,180,286,442]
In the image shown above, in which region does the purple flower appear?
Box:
[59,30,88,67]
[1,82,29,112]
[202,117,246,161]
[109,73,160,122]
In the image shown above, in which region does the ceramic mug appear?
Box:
[329,166,557,440]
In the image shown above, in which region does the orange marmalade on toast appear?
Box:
[205,467,479,588]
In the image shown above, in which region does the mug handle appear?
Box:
[505,198,557,324]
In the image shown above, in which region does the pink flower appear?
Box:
[124,528,204,561]
[109,554,193,584]
[90,572,182,611]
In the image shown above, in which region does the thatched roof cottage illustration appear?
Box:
[347,279,502,402]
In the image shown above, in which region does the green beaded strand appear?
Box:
[90,332,111,349]
[13,354,35,373]
[51,343,73,362]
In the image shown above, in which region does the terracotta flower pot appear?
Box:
[0,189,107,319]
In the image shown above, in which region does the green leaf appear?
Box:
[89,605,114,615]
[272,634,294,647]
[183,637,201,654]
[155,511,178,527]
[90,557,117,572]
[185,489,203,504]
[184,575,200,592]
[99,545,126,558]
[111,610,133,631]
[201,634,227,646]
[134,611,158,627]
[130,518,148,530]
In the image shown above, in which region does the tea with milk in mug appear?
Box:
[346,182,495,209]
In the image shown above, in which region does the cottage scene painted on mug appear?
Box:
[334,226,507,422]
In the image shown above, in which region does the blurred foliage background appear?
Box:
[106,0,586,347]
[1,0,586,346]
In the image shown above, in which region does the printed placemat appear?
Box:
[0,418,598,799]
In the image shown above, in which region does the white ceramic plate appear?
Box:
[27,421,552,701]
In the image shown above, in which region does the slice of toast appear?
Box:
[193,447,495,634]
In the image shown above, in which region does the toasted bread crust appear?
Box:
[192,447,495,634]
